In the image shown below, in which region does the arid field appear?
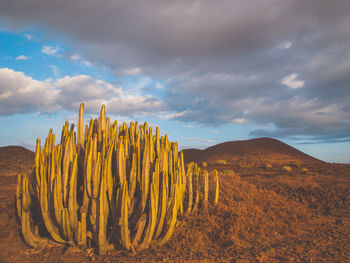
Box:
[0,138,349,262]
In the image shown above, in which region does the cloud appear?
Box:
[0,0,350,143]
[233,118,246,124]
[15,55,29,60]
[41,46,60,56]
[248,96,350,140]
[108,95,164,115]
[54,75,164,115]
[155,82,164,89]
[68,54,91,67]
[180,136,216,144]
[179,136,217,149]
[160,110,193,120]
[121,67,142,75]
[281,74,305,89]
[0,68,58,114]
[0,67,164,116]
[277,41,293,49]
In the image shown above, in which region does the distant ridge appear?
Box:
[182,137,323,165]
[0,145,34,165]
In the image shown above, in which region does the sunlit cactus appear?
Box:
[214,169,219,205]
[15,103,219,254]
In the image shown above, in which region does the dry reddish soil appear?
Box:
[1,138,349,262]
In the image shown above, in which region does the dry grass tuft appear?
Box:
[265,163,272,169]
[282,165,292,173]
[221,169,235,175]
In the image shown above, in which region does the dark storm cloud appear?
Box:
[1,0,350,141]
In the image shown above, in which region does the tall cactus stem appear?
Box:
[119,181,133,251]
[214,170,219,205]
[77,103,84,150]
[204,170,209,209]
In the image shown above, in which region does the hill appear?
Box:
[183,137,323,165]
[0,146,34,198]
[0,146,34,172]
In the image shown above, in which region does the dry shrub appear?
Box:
[216,159,227,165]
[265,163,272,169]
[239,163,249,168]
[301,167,308,174]
[221,169,235,175]
[282,165,292,173]
[294,162,302,168]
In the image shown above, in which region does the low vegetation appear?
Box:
[282,165,292,173]
[221,169,235,175]
[239,162,249,168]
[301,167,308,173]
[265,163,272,169]
[216,159,227,165]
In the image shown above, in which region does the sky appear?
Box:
[0,0,349,163]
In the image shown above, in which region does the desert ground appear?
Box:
[0,138,349,262]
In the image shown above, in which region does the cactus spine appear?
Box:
[16,103,219,254]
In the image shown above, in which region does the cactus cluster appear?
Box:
[16,103,219,254]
